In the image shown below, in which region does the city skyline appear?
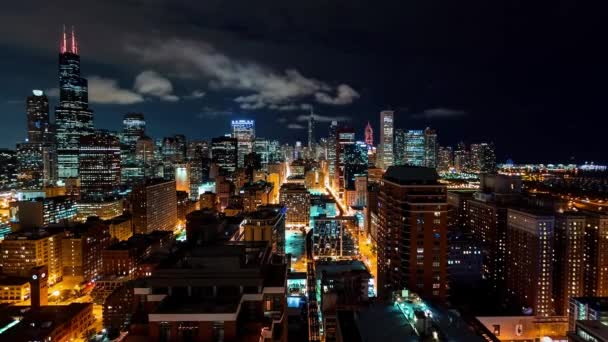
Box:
[0,0,604,163]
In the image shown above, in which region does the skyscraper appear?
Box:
[393,128,405,166]
[26,90,51,144]
[55,27,94,179]
[379,110,394,169]
[231,120,255,167]
[404,130,425,166]
[424,127,437,168]
[365,121,374,147]
[328,121,338,180]
[335,126,355,193]
[121,113,145,164]
[211,136,238,175]
[78,130,121,201]
[308,111,315,148]
[377,166,448,300]
[437,146,453,172]
[343,141,368,191]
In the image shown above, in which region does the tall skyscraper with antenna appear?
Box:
[55,26,94,179]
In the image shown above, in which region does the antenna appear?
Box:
[61,25,67,53]
[71,26,78,54]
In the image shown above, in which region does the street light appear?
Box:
[52,290,60,304]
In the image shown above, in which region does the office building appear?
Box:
[454,142,468,172]
[211,136,238,175]
[10,196,77,229]
[105,214,134,241]
[378,110,394,169]
[377,166,448,300]
[131,179,177,234]
[0,149,18,190]
[0,229,63,285]
[26,89,52,144]
[121,112,146,164]
[55,28,94,179]
[16,141,44,189]
[75,199,123,221]
[404,130,425,166]
[364,121,373,147]
[308,112,315,148]
[328,121,338,180]
[424,127,437,168]
[232,119,255,167]
[568,320,608,342]
[393,128,405,166]
[240,180,274,212]
[335,126,355,193]
[437,146,453,172]
[470,143,497,173]
[280,183,311,226]
[0,274,30,304]
[506,208,555,317]
[343,141,368,191]
[243,204,286,254]
[78,130,121,201]
[569,297,608,332]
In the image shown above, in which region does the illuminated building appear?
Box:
[135,136,155,166]
[243,204,286,254]
[10,196,76,229]
[583,213,608,297]
[0,229,63,285]
[312,217,358,258]
[279,183,311,226]
[102,242,139,277]
[568,320,608,342]
[328,121,338,180]
[343,141,368,191]
[26,89,52,144]
[470,142,497,173]
[506,208,554,316]
[105,214,134,241]
[254,138,270,170]
[447,232,483,290]
[177,190,197,222]
[131,179,177,234]
[454,142,468,172]
[378,110,394,169]
[199,192,218,211]
[75,199,123,221]
[121,112,146,164]
[404,130,425,166]
[437,146,453,172]
[335,126,355,194]
[424,127,437,168]
[161,135,186,164]
[55,27,94,180]
[568,297,608,331]
[231,119,255,167]
[0,274,30,304]
[393,128,405,166]
[308,111,315,148]
[16,142,44,189]
[0,149,18,190]
[211,136,238,175]
[61,218,111,283]
[240,181,274,212]
[78,130,121,201]
[377,166,448,300]
[130,242,287,342]
[174,163,190,194]
[365,121,373,147]
[0,303,95,341]
[553,213,586,316]
[103,283,136,337]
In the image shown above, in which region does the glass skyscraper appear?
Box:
[379,110,394,169]
[55,29,94,180]
[344,141,368,190]
[121,113,146,164]
[26,90,51,144]
[231,120,255,168]
[405,129,425,166]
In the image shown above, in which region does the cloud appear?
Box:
[315,84,359,105]
[296,113,351,122]
[277,117,288,123]
[269,103,312,111]
[87,76,144,104]
[197,106,232,118]
[134,70,179,101]
[287,123,306,130]
[127,39,358,109]
[412,107,467,119]
[186,90,206,99]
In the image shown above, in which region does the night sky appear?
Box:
[0,0,604,163]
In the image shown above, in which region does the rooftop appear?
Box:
[571,320,608,340]
[0,274,29,286]
[383,166,440,185]
[572,297,608,311]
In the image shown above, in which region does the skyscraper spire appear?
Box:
[61,25,67,53]
[71,26,78,54]
[308,107,315,148]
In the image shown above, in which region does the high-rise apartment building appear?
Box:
[231,119,255,167]
[553,213,586,316]
[79,130,121,201]
[437,146,453,172]
[404,130,425,166]
[505,208,555,317]
[55,28,94,179]
[379,110,394,169]
[62,219,112,283]
[131,179,177,234]
[211,136,238,175]
[583,213,608,297]
[377,166,448,300]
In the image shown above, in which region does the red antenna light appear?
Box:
[71,26,78,54]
